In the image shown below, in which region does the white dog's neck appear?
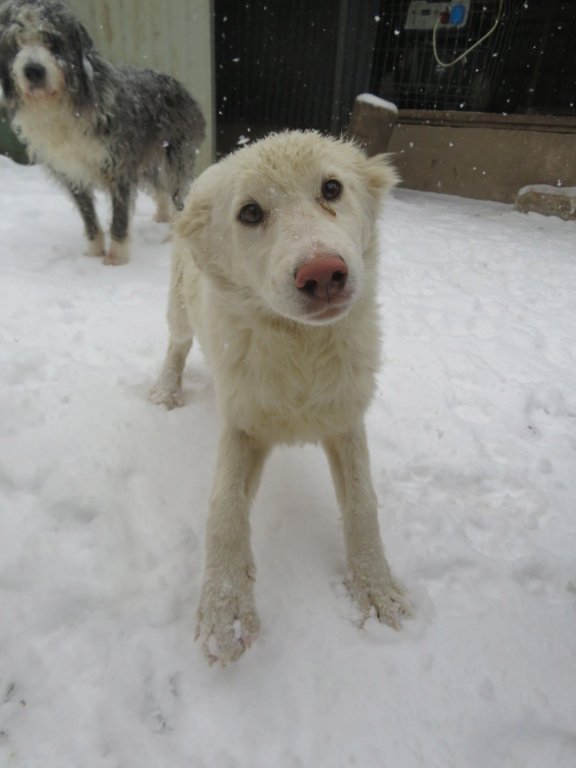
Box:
[199,279,381,444]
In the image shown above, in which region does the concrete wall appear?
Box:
[388,111,576,204]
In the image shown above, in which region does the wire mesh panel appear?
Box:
[214,0,380,154]
[498,0,576,115]
[371,0,511,111]
[213,0,575,152]
[215,2,339,135]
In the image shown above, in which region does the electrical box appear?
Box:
[405,0,470,31]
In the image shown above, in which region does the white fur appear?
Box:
[104,237,130,266]
[13,43,62,95]
[150,131,411,665]
[10,33,111,191]
[12,92,109,188]
[84,230,105,258]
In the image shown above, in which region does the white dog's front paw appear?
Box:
[347,565,412,630]
[195,571,261,666]
[148,376,184,410]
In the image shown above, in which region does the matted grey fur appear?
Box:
[0,0,205,264]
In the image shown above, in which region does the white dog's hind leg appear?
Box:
[323,424,412,628]
[149,259,194,409]
[196,427,269,666]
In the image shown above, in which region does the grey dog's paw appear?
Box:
[195,574,260,666]
[103,240,129,266]
[84,232,105,257]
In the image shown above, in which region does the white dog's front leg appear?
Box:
[196,427,268,666]
[323,424,411,628]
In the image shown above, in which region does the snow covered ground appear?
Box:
[1,155,575,767]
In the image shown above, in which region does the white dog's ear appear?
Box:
[175,195,211,240]
[175,162,224,241]
[175,163,232,278]
[363,153,401,197]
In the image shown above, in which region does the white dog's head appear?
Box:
[177,131,398,326]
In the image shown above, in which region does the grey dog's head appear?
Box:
[0,0,96,108]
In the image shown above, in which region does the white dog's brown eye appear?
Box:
[321,179,342,201]
[238,203,264,226]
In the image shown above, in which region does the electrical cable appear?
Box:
[432,0,504,68]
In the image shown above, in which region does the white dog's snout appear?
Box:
[294,251,349,302]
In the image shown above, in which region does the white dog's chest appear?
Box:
[210,322,378,443]
[14,101,109,184]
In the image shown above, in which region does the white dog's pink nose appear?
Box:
[294,253,348,301]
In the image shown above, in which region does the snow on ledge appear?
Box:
[518,184,576,197]
[356,93,398,113]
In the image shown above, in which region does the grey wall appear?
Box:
[67,0,214,172]
[388,112,576,203]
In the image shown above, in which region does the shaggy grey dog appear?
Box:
[0,0,205,264]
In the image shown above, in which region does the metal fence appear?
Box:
[215,0,576,153]
[370,0,576,115]
[371,1,512,111]
[214,0,380,153]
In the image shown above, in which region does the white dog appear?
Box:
[150,130,411,665]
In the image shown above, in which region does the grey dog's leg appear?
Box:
[105,180,132,265]
[322,423,412,628]
[66,184,105,257]
[154,190,173,223]
[170,166,189,213]
[165,139,196,212]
